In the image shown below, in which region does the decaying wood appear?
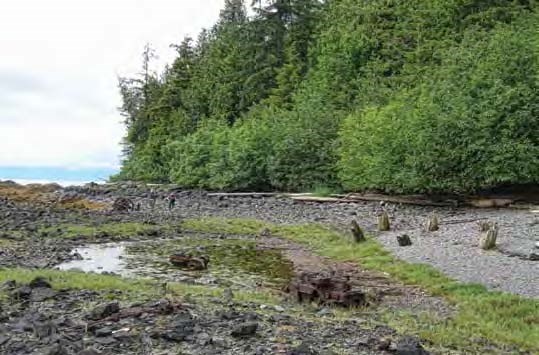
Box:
[345,193,455,207]
[289,196,348,203]
[425,214,439,232]
[350,220,365,243]
[479,223,498,250]
[378,212,390,231]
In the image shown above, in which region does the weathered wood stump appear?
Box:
[378,211,390,231]
[479,224,498,250]
[424,214,439,232]
[285,272,368,307]
[350,220,365,243]
[169,253,209,270]
[397,234,412,246]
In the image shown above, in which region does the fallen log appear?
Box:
[344,193,456,207]
[207,192,279,198]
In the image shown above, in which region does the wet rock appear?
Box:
[169,253,209,270]
[397,234,412,247]
[231,322,258,337]
[395,336,430,355]
[95,327,113,337]
[29,276,52,289]
[89,302,120,320]
[30,287,57,302]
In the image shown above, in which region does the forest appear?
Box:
[115,0,539,194]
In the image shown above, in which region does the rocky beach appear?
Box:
[0,181,537,354]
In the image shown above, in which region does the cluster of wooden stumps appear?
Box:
[350,208,499,250]
[285,272,369,307]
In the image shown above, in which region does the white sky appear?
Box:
[0,0,224,168]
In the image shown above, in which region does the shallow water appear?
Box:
[57,243,126,273]
[56,236,293,290]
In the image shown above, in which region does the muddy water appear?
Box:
[57,236,293,290]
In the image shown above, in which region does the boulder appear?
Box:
[397,235,412,247]
[231,322,258,337]
[89,302,120,320]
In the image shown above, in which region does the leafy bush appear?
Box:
[338,18,539,193]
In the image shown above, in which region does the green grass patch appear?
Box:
[40,222,175,239]
[0,267,280,306]
[183,217,539,353]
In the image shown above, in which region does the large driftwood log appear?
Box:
[207,192,279,198]
[345,193,455,207]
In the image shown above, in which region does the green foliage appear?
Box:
[339,16,539,193]
[116,0,539,193]
[183,217,539,352]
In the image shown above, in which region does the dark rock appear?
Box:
[0,334,10,346]
[397,234,412,247]
[94,337,117,345]
[288,342,319,355]
[33,321,57,339]
[395,336,430,355]
[30,287,57,302]
[231,322,258,337]
[11,286,32,300]
[89,302,120,320]
[162,318,195,342]
[44,344,69,355]
[95,327,113,337]
[79,347,102,355]
[529,252,539,261]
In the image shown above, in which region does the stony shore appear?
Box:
[0,181,537,354]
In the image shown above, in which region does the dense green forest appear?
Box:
[115,0,539,193]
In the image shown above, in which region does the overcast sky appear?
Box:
[0,0,224,169]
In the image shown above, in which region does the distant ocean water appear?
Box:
[0,166,118,186]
